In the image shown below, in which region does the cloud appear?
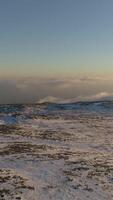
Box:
[76,92,113,102]
[37,92,113,103]
[38,96,63,103]
[87,92,113,101]
[0,76,113,104]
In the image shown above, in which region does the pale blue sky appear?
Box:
[0,0,113,77]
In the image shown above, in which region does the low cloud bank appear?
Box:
[0,76,113,104]
[38,92,113,104]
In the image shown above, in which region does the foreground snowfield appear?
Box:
[0,102,113,199]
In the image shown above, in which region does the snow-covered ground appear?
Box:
[0,102,113,199]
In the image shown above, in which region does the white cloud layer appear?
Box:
[37,92,113,103]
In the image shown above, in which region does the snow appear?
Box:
[0,102,113,199]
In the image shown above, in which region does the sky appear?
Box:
[0,0,113,103]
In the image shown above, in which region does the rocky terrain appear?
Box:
[0,102,113,199]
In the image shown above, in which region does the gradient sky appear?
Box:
[1,0,113,76]
[0,0,113,103]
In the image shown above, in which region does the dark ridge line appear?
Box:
[0,100,113,106]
